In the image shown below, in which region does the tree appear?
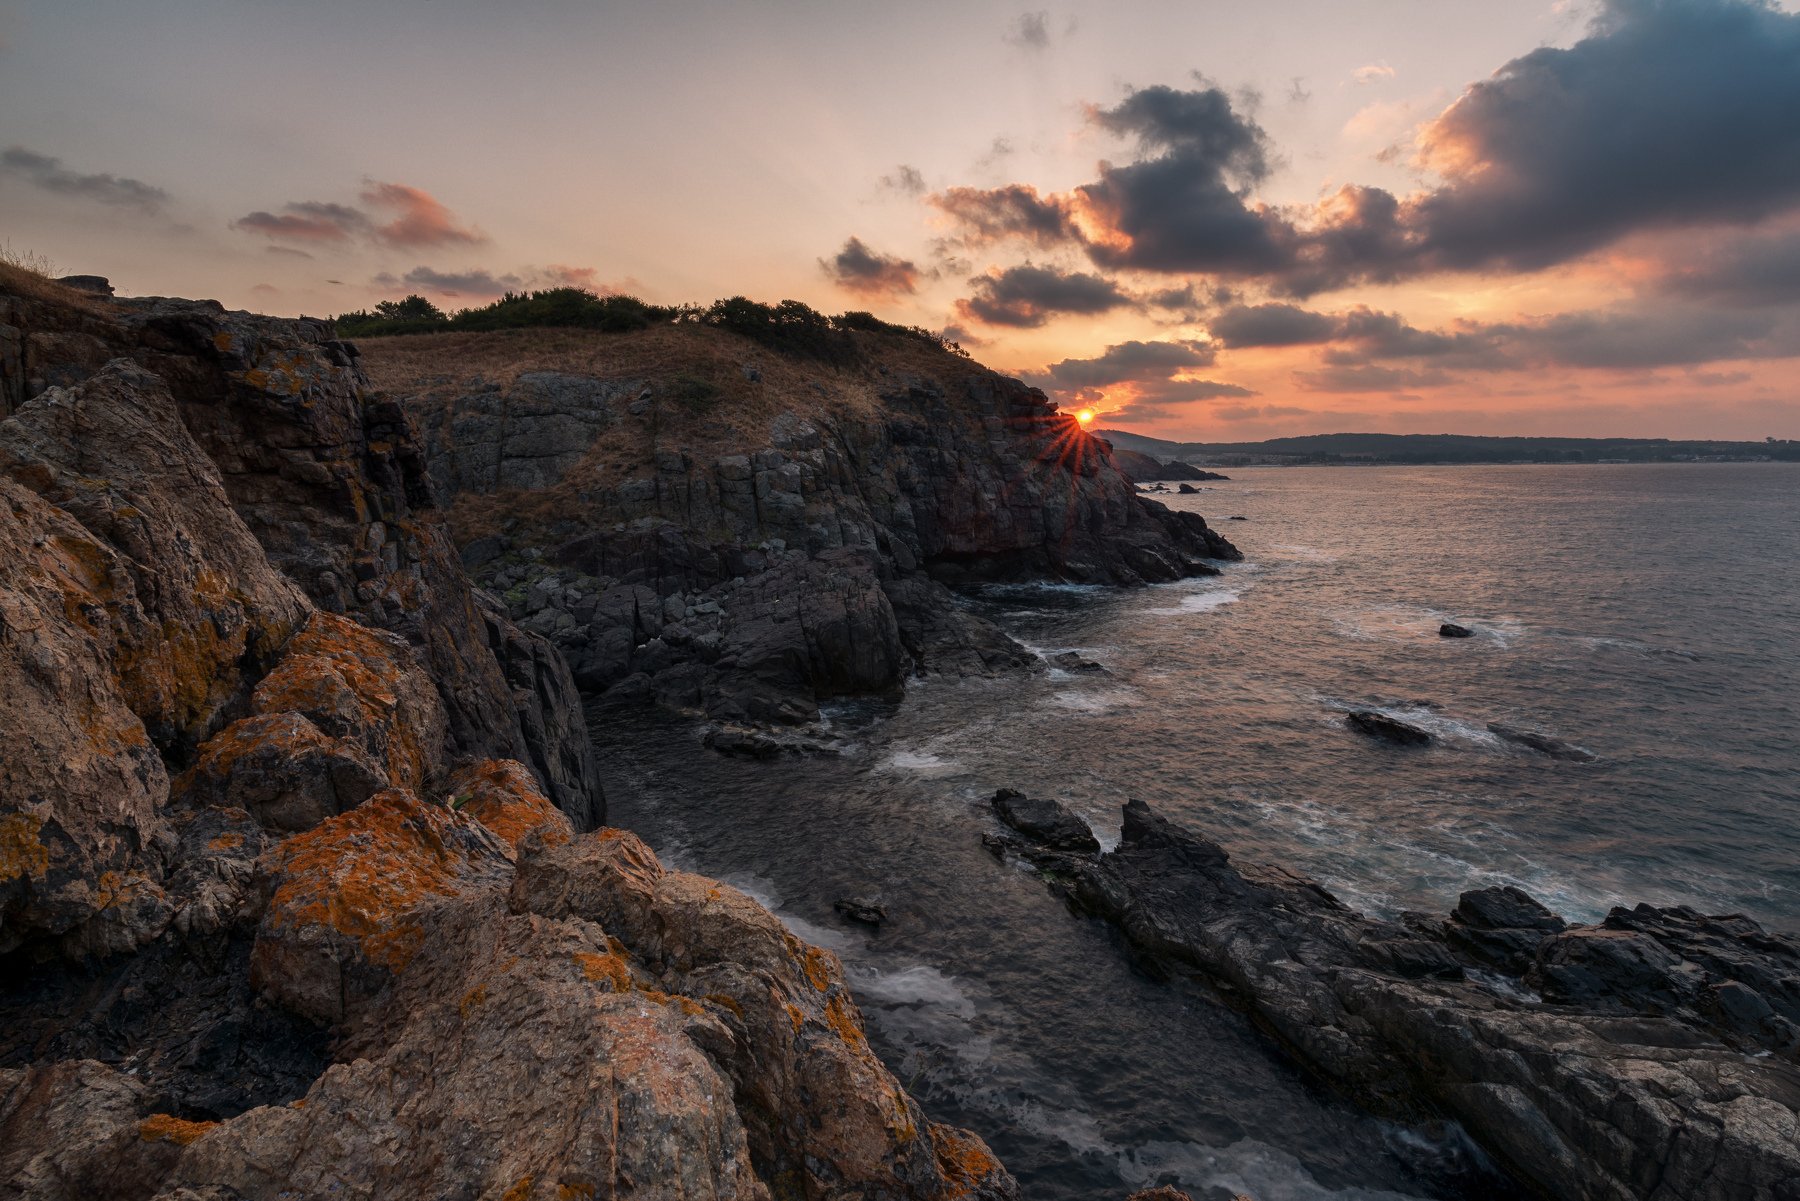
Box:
[373,295,445,322]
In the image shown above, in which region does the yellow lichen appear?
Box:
[573,952,632,990]
[931,1126,1003,1199]
[0,812,50,882]
[452,759,569,849]
[139,1113,217,1146]
[501,1175,534,1201]
[556,1184,596,1201]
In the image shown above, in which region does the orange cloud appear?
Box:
[359,181,485,248]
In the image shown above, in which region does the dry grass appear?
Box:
[0,244,112,314]
[354,321,1000,546]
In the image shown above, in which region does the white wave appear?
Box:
[846,964,977,1017]
[881,749,962,775]
[1146,585,1242,615]
[1050,686,1141,714]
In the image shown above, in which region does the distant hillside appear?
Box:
[1096,429,1800,465]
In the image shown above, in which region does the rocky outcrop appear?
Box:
[1,280,1012,1200]
[1106,447,1229,484]
[1346,709,1433,745]
[999,799,1800,1201]
[370,332,1238,726]
[0,285,602,824]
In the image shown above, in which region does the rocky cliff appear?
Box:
[990,795,1800,1201]
[0,275,1016,1200]
[354,324,1238,727]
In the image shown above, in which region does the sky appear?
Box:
[3,0,1799,441]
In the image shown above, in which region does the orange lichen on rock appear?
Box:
[557,1183,596,1201]
[251,611,441,793]
[930,1124,1006,1199]
[0,811,50,882]
[500,1175,534,1201]
[449,759,572,850]
[139,1114,217,1146]
[573,951,632,990]
[259,788,500,986]
[799,944,835,992]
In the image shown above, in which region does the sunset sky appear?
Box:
[4,0,1798,440]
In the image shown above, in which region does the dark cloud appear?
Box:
[1004,12,1051,49]
[931,184,1075,248]
[1,146,168,213]
[956,264,1132,327]
[1043,339,1215,387]
[236,201,369,243]
[821,236,921,297]
[881,164,927,196]
[1484,306,1783,369]
[389,266,522,297]
[1657,227,1800,306]
[1208,303,1335,347]
[931,1,1800,297]
[1216,403,1312,421]
[264,245,315,259]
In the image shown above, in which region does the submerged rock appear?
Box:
[1177,483,1200,494]
[1487,722,1598,761]
[991,789,1102,853]
[1047,650,1108,673]
[834,896,889,926]
[1346,709,1434,745]
[1439,622,1476,638]
[1014,799,1800,1201]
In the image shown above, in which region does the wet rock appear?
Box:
[991,789,1102,853]
[702,722,840,758]
[1346,709,1433,745]
[1486,722,1597,762]
[1177,483,1200,494]
[835,896,888,926]
[1439,622,1476,638]
[1048,650,1108,673]
[1032,800,1800,1201]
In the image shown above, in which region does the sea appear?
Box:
[593,462,1800,1201]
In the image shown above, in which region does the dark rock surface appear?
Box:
[1048,650,1108,673]
[1488,722,1599,762]
[991,788,1102,854]
[1440,622,1476,638]
[1346,709,1434,745]
[378,336,1238,727]
[1007,799,1800,1201]
[834,896,889,926]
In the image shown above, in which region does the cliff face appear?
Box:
[0,278,1015,1201]
[363,326,1238,725]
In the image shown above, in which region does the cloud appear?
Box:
[384,266,522,298]
[1216,403,1312,421]
[955,263,1133,327]
[360,181,485,248]
[1655,226,1800,306]
[1294,363,1459,392]
[235,201,369,243]
[264,245,315,259]
[1004,11,1051,49]
[1,146,168,213]
[1352,62,1397,85]
[821,236,921,297]
[931,184,1076,248]
[1043,339,1216,387]
[929,1,1800,295]
[1208,302,1336,347]
[881,164,927,195]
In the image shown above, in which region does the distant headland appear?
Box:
[1098,428,1800,467]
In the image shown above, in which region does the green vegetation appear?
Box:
[332,288,970,363]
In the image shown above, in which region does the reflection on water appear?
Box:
[596,463,1800,1200]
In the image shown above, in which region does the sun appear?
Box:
[1075,408,1096,427]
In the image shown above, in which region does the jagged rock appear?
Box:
[1439,622,1476,638]
[1105,447,1228,484]
[991,789,1101,853]
[1177,482,1199,494]
[1025,800,1800,1201]
[0,281,1011,1201]
[834,896,888,926]
[1346,709,1433,745]
[1487,722,1597,762]
[380,338,1238,725]
[1047,650,1107,673]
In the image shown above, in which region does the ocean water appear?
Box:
[594,463,1800,1201]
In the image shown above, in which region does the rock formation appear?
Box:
[1105,447,1229,484]
[994,796,1800,1201]
[0,276,1016,1200]
[357,326,1238,726]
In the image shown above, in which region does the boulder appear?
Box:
[1346,710,1433,745]
[834,896,888,926]
[991,789,1102,853]
[1439,622,1476,638]
[1048,651,1107,673]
